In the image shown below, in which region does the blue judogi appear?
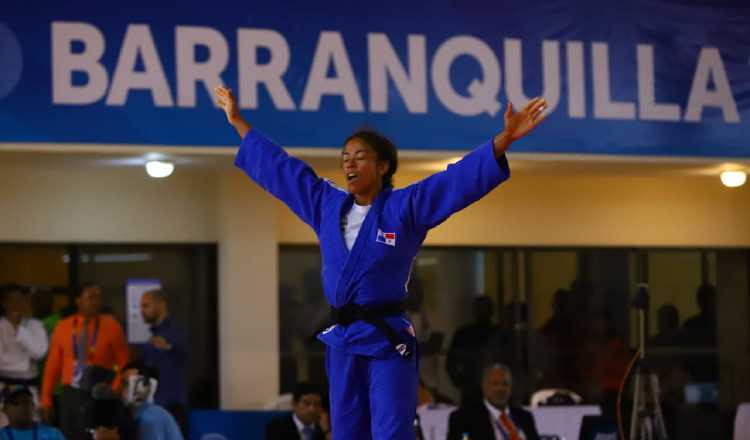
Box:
[235,129,510,439]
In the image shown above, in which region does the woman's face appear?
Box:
[341,138,387,198]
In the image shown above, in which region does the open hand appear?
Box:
[214,86,242,125]
[503,97,548,141]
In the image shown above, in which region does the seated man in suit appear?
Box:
[448,363,540,440]
[266,382,327,440]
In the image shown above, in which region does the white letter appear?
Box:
[237,28,295,110]
[504,39,560,111]
[106,24,173,106]
[52,22,108,104]
[431,36,501,116]
[368,33,427,113]
[592,42,635,119]
[176,26,229,108]
[637,45,680,121]
[566,41,586,118]
[301,31,364,112]
[684,48,739,123]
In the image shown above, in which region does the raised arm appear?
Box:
[493,97,548,157]
[214,86,337,232]
[215,86,252,138]
[405,98,548,232]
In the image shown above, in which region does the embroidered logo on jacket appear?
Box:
[376,229,397,246]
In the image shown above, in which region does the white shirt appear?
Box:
[483,399,526,440]
[0,317,49,379]
[292,413,316,440]
[344,203,371,250]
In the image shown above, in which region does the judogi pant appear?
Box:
[326,345,418,440]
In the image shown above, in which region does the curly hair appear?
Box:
[345,130,398,188]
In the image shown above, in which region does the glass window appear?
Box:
[76,244,218,408]
[279,245,749,438]
[0,242,219,408]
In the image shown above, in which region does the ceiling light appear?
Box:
[145,160,174,178]
[720,170,746,188]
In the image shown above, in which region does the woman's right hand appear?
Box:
[214,86,243,125]
[215,86,251,137]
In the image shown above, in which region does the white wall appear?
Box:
[217,170,279,409]
[0,160,217,242]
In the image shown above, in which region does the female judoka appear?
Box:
[214,85,547,439]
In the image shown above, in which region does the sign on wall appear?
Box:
[2,0,749,157]
[126,278,162,344]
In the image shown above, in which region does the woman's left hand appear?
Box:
[493,97,548,156]
[504,97,548,141]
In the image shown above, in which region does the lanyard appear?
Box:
[72,316,100,359]
[2,424,38,440]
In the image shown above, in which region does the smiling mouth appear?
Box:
[346,172,357,182]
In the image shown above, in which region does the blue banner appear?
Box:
[2,0,750,156]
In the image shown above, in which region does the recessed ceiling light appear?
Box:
[720,170,746,188]
[145,160,174,178]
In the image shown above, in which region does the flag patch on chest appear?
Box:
[376,229,397,246]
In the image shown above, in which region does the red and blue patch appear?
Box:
[376,229,397,246]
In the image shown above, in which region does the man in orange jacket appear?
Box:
[41,283,129,440]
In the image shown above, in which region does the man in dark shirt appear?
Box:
[650,304,680,347]
[140,289,188,435]
[446,295,500,404]
[678,283,718,382]
[266,383,327,440]
[680,284,717,346]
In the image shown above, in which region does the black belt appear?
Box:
[329,302,412,358]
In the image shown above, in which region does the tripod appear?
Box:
[628,284,668,440]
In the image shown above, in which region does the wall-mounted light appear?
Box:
[145,160,174,178]
[720,170,746,188]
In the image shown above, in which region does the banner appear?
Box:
[2,0,750,157]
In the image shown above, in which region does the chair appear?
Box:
[735,403,750,440]
[531,388,583,407]
[263,392,293,410]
